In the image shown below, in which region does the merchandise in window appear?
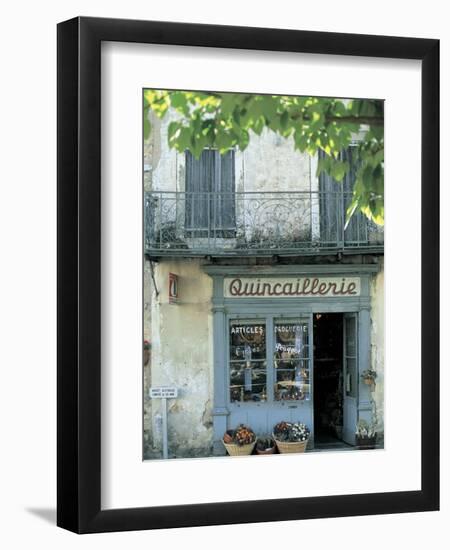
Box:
[274,320,310,401]
[229,320,267,402]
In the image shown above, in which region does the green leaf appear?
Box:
[345,196,359,229]
[168,121,180,142]
[238,129,250,151]
[330,160,349,182]
[252,115,265,136]
[173,126,191,152]
[215,129,234,153]
[293,131,308,152]
[280,110,289,130]
[260,96,277,122]
[169,92,189,114]
[316,154,331,176]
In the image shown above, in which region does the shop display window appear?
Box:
[274,319,311,401]
[229,320,267,402]
[228,317,311,403]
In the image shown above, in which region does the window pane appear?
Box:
[274,320,310,401]
[229,320,267,402]
[229,320,266,360]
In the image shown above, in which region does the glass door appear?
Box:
[227,314,314,438]
[269,315,314,437]
[273,318,311,402]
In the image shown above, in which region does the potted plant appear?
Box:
[255,436,276,455]
[273,421,310,454]
[355,419,377,449]
[361,369,377,390]
[222,424,256,456]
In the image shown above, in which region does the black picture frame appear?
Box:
[57,16,439,533]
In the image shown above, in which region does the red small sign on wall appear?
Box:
[168,273,178,304]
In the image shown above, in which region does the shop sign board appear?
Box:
[224,277,361,298]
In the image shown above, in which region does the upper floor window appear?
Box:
[319,146,364,245]
[185,149,235,235]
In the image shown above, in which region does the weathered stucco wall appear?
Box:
[242,128,312,192]
[144,259,213,459]
[370,260,385,440]
[146,110,316,194]
[143,259,153,453]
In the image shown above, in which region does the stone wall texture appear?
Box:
[144,259,214,459]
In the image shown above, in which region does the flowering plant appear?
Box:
[355,419,377,439]
[273,421,310,442]
[223,424,256,446]
[361,369,377,381]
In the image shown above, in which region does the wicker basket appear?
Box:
[223,440,256,456]
[274,437,308,454]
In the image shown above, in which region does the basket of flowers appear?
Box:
[222,424,256,456]
[361,369,377,389]
[273,421,310,454]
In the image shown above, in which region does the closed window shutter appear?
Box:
[319,147,366,246]
[216,149,235,230]
[185,149,235,234]
[185,149,214,230]
[342,147,367,244]
[319,149,342,245]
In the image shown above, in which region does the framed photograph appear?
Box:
[57,17,439,533]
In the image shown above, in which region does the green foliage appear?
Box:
[143,90,384,225]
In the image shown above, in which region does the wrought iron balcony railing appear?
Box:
[144,191,384,257]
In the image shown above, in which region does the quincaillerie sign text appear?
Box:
[224,277,361,298]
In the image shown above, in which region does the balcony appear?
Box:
[144,191,384,258]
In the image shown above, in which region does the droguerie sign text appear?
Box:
[224,277,361,298]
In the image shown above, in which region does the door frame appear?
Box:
[204,264,380,455]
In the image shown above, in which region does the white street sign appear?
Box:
[150,386,178,399]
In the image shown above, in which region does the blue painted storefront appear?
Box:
[203,263,380,454]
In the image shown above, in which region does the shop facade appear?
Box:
[143,109,384,459]
[144,257,384,458]
[205,264,380,454]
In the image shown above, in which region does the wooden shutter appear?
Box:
[185,149,214,231]
[319,147,366,247]
[185,149,235,235]
[319,149,342,246]
[215,149,235,232]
